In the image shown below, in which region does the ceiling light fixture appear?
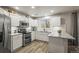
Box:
[15,7,19,10]
[50,10,54,13]
[44,16,50,19]
[31,14,35,16]
[31,6,35,9]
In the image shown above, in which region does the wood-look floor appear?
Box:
[16,40,48,53]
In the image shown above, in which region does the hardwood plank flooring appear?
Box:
[16,40,48,53]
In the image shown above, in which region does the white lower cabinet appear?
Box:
[36,32,49,42]
[31,31,36,41]
[31,31,49,42]
[11,34,22,52]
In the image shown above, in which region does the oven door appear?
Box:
[25,37,31,44]
[22,33,31,46]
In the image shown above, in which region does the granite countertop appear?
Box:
[48,31,75,40]
[10,33,22,36]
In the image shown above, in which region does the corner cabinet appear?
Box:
[10,34,22,52]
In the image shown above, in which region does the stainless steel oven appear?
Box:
[22,33,31,47]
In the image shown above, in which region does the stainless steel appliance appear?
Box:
[0,14,11,53]
[18,29,31,47]
[19,21,29,27]
[22,32,31,46]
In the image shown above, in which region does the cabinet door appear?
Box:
[31,31,36,41]
[35,32,39,40]
[10,14,20,26]
[12,35,22,50]
[36,32,49,41]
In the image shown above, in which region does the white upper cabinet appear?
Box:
[10,13,20,26]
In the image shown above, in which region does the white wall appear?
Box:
[50,16,61,27]
[29,17,38,27]
[55,13,73,35]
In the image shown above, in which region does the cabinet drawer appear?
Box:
[12,35,18,39]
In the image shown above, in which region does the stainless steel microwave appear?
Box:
[20,21,29,27]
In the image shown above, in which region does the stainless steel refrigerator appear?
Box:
[0,14,11,53]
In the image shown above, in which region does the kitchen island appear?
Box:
[48,31,75,53]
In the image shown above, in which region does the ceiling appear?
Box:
[11,6,79,17]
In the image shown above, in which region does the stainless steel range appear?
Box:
[22,32,31,46]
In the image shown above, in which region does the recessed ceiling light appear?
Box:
[31,14,35,16]
[50,10,54,13]
[15,7,19,10]
[31,6,35,9]
[44,16,50,19]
